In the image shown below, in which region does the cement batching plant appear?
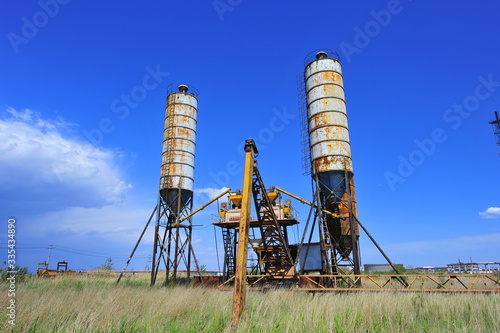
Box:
[117,52,499,299]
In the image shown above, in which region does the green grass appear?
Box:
[1,274,499,332]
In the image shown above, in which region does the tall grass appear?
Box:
[1,274,499,332]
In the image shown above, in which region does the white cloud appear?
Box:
[12,201,156,272]
[479,207,500,219]
[194,187,230,200]
[0,108,132,210]
[32,204,154,244]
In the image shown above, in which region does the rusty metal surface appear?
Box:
[159,89,198,193]
[231,140,256,326]
[193,276,223,287]
[297,274,500,292]
[335,178,359,236]
[303,52,361,276]
[213,218,299,229]
[216,274,500,292]
[249,167,295,278]
[305,55,352,174]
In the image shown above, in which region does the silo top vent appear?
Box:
[178,85,189,93]
[316,51,328,60]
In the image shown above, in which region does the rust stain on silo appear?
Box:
[159,86,198,195]
[305,55,352,175]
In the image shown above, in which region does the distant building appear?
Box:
[446,262,500,274]
[364,263,403,273]
[414,266,447,273]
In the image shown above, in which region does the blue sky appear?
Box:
[1,0,499,272]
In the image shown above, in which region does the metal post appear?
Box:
[117,205,158,285]
[150,198,161,286]
[354,216,408,287]
[231,140,256,326]
[346,175,361,276]
[172,189,182,284]
[187,224,192,280]
[47,245,53,266]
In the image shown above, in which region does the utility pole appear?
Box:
[489,111,500,155]
[146,256,152,271]
[47,245,53,266]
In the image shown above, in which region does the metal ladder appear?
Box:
[161,94,176,192]
[314,184,337,276]
[222,228,235,279]
[297,73,312,176]
[318,213,336,275]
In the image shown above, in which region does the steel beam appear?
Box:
[231,140,256,326]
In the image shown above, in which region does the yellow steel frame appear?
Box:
[227,140,500,328]
[180,189,231,223]
[231,142,255,326]
[274,186,342,219]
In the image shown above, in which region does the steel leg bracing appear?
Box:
[151,189,199,286]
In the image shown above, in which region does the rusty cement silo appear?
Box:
[151,84,198,286]
[304,51,360,275]
[159,84,197,207]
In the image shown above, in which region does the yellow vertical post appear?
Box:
[231,140,257,326]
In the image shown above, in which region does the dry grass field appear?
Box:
[1,273,499,332]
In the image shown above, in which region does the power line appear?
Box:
[55,246,149,259]
[0,245,47,250]
[0,244,149,259]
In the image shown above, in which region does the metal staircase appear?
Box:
[222,227,236,280]
[252,166,294,278]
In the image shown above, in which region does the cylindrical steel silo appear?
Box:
[305,51,359,263]
[305,51,353,204]
[159,85,197,209]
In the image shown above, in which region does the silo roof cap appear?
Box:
[316,51,328,59]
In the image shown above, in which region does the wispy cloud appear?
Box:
[194,187,230,200]
[479,207,500,219]
[0,108,154,271]
[0,108,132,211]
[32,204,153,245]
